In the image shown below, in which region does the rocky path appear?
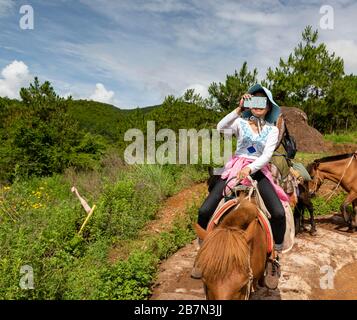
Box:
[150,213,357,300]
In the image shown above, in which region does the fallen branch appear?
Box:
[78,204,96,236]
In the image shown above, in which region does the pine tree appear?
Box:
[208,62,258,112]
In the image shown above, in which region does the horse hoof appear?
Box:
[310,229,317,236]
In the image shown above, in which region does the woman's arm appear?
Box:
[217,94,251,133]
[247,127,279,174]
[216,110,240,133]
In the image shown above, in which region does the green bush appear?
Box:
[311,193,346,216]
[0,79,107,183]
[0,155,207,299]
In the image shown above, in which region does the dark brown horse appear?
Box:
[194,197,268,300]
[307,152,357,231]
[294,182,316,235]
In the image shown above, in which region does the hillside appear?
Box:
[67,100,161,143]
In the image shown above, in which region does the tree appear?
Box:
[324,75,357,132]
[0,78,105,182]
[266,26,345,131]
[208,62,258,112]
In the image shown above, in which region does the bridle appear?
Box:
[203,176,256,300]
[203,263,254,300]
[310,168,324,195]
[311,154,356,200]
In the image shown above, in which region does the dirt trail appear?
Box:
[108,182,208,263]
[149,184,357,300]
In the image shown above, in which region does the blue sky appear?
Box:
[0,0,356,108]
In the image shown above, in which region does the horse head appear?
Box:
[307,161,324,196]
[194,200,264,300]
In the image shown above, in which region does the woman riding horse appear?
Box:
[193,84,290,289]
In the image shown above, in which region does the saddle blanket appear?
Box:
[207,197,295,254]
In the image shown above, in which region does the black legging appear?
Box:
[197,170,286,245]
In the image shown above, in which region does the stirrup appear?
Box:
[263,257,281,290]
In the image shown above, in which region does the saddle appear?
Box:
[207,186,274,255]
[207,182,295,254]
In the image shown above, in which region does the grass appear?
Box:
[324,131,357,144]
[0,161,207,300]
[311,193,346,216]
[294,130,357,167]
[293,152,327,166]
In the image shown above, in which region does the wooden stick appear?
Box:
[78,204,96,236]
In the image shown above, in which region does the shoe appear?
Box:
[190,266,202,279]
[263,256,281,289]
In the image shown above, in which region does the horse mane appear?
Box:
[307,153,355,173]
[195,200,256,282]
[313,153,354,164]
[196,227,249,283]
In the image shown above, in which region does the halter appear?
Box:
[325,154,355,201]
[311,169,324,194]
[207,177,261,300]
[312,153,356,200]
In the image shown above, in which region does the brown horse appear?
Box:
[307,152,357,230]
[194,197,268,300]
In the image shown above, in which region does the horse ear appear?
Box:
[244,219,257,244]
[193,223,208,240]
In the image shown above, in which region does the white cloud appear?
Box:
[0,0,14,16]
[0,60,32,99]
[141,0,191,13]
[183,84,209,99]
[217,9,287,27]
[89,83,115,104]
[6,0,355,108]
[326,40,357,74]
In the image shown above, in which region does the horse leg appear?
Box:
[351,200,357,231]
[340,192,357,226]
[293,206,301,235]
[307,202,316,236]
[301,208,307,231]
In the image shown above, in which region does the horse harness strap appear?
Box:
[243,236,254,300]
[244,256,254,300]
[323,154,356,202]
[247,176,271,219]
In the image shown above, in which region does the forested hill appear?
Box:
[67,98,220,144]
[0,88,219,183]
[67,100,162,142]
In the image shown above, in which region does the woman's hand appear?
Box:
[235,93,253,115]
[237,167,251,180]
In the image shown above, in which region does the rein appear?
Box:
[243,224,255,300]
[244,258,254,300]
